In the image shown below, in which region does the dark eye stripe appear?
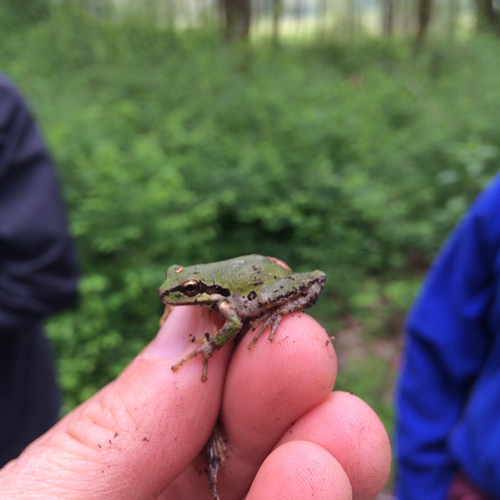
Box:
[205,284,230,297]
[167,281,230,298]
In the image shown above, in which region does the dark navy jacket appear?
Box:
[0,76,79,466]
[396,172,500,498]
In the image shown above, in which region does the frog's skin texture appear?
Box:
[158,254,326,500]
[158,254,326,382]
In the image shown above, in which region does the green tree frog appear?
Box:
[158,254,326,499]
[158,254,326,382]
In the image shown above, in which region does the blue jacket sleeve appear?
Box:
[0,76,79,332]
[395,173,500,499]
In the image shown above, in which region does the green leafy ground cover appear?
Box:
[2,10,500,432]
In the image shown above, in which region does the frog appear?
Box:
[158,254,326,500]
[158,254,326,382]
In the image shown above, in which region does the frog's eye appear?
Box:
[181,279,203,297]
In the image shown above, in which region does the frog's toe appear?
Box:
[266,314,283,341]
[171,338,215,382]
[247,314,283,349]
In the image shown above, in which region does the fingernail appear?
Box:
[147,306,210,360]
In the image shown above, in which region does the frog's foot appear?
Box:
[171,332,215,382]
[248,291,323,350]
[205,426,226,500]
[247,312,284,350]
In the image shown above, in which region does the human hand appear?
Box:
[0,306,391,499]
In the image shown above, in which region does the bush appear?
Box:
[2,10,500,408]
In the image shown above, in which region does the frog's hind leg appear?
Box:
[204,425,227,500]
[247,312,283,350]
[247,282,324,350]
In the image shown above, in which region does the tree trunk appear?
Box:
[415,0,432,47]
[447,0,459,39]
[344,0,358,40]
[219,0,251,42]
[272,0,283,47]
[401,0,415,34]
[476,0,500,34]
[381,0,395,36]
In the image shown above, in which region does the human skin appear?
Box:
[0,306,391,499]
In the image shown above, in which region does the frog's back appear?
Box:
[163,254,293,291]
[206,254,292,287]
[188,254,266,275]
[214,254,292,291]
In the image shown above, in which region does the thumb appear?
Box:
[0,306,228,500]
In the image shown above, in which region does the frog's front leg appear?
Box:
[171,302,243,382]
[210,301,243,348]
[171,331,213,382]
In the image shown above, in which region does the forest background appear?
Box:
[1,0,500,457]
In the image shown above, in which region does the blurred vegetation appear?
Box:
[1,5,499,432]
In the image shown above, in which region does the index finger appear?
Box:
[219,312,337,498]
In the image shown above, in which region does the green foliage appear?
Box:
[0,0,49,29]
[2,9,500,411]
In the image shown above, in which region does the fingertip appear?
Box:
[247,440,352,500]
[147,306,218,360]
[226,313,336,412]
[230,312,336,389]
[325,391,392,499]
[280,391,392,500]
[339,392,392,498]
